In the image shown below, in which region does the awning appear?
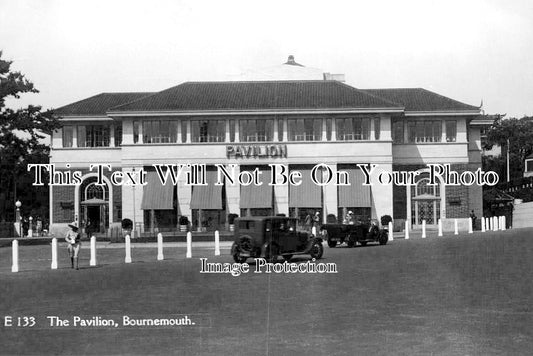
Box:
[240,167,272,209]
[190,169,223,210]
[338,167,372,207]
[141,171,175,210]
[289,167,321,208]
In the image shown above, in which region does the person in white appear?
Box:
[65,221,81,270]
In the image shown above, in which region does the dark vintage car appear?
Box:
[320,220,388,248]
[231,216,324,263]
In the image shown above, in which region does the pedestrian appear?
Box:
[470,210,477,230]
[65,221,81,270]
[313,211,321,228]
[304,213,312,231]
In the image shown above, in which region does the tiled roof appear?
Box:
[54,92,154,116]
[109,81,402,113]
[363,88,479,112]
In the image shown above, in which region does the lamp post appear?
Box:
[15,200,22,237]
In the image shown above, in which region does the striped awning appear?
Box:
[289,167,322,208]
[190,169,223,210]
[141,171,175,210]
[240,167,272,209]
[338,167,372,207]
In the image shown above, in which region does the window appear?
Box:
[526,160,533,172]
[407,120,442,143]
[114,124,122,146]
[277,118,284,141]
[392,119,404,143]
[336,117,370,140]
[78,125,110,147]
[181,121,187,143]
[191,119,225,142]
[446,121,457,142]
[240,119,274,142]
[143,120,178,143]
[133,121,140,143]
[326,118,332,140]
[374,118,381,140]
[62,126,73,147]
[229,120,235,142]
[288,118,322,141]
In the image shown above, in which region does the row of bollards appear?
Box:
[396,216,507,240]
[11,230,223,272]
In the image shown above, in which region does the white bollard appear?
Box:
[502,216,506,230]
[454,219,458,235]
[11,240,19,273]
[481,217,486,232]
[214,230,220,256]
[157,233,164,260]
[493,216,498,231]
[388,221,393,241]
[404,220,409,240]
[51,238,58,269]
[487,217,491,231]
[468,217,473,234]
[438,218,443,237]
[186,231,192,258]
[125,235,132,263]
[421,220,426,238]
[90,236,97,266]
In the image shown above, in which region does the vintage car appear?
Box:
[231,216,324,263]
[320,220,388,248]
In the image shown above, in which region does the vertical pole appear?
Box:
[468,217,473,234]
[11,240,19,273]
[157,233,164,260]
[404,220,409,240]
[438,218,443,237]
[487,217,491,231]
[481,216,486,232]
[502,216,506,230]
[90,236,97,266]
[51,237,58,269]
[421,220,426,238]
[454,219,458,235]
[125,234,132,263]
[493,216,498,231]
[388,221,393,241]
[214,230,220,256]
[186,231,192,258]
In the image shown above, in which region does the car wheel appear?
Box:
[231,242,247,263]
[264,243,279,263]
[310,241,324,259]
[378,230,388,245]
[283,254,293,262]
[347,234,355,248]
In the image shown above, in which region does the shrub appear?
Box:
[228,214,238,224]
[381,215,393,226]
[121,218,133,229]
[179,216,189,225]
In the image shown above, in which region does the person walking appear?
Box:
[65,221,81,270]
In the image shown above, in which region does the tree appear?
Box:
[484,116,533,181]
[0,51,60,222]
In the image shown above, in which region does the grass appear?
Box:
[0,229,532,355]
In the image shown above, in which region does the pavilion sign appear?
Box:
[226,144,287,159]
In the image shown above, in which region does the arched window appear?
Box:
[85,183,107,201]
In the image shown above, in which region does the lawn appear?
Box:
[1,229,532,355]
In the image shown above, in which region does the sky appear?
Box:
[1,0,532,118]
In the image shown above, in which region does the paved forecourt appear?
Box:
[0,228,532,355]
